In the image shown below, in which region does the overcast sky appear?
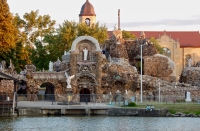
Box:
[7,0,200,31]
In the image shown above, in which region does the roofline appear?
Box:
[0,72,20,82]
[180,46,200,48]
[79,14,96,16]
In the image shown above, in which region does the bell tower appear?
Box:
[79,0,96,26]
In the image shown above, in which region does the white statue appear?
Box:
[185,91,191,102]
[187,58,192,67]
[83,48,88,60]
[64,51,67,55]
[49,61,53,72]
[65,71,75,88]
[108,55,112,62]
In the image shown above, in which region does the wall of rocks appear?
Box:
[0,80,14,93]
[144,54,176,82]
[180,67,200,86]
[131,75,200,101]
[0,80,14,100]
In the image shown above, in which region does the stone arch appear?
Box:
[39,82,55,100]
[35,79,56,88]
[70,36,101,52]
[75,73,97,85]
[75,73,98,94]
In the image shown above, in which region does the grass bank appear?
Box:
[129,102,200,115]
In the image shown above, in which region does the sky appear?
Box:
[7,0,200,31]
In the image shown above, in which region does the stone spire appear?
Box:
[118,9,121,30]
[140,31,146,39]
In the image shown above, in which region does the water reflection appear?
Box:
[0,116,199,131]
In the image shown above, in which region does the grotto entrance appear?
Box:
[80,88,90,102]
[40,82,55,100]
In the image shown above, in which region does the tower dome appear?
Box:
[79,0,96,16]
[79,0,96,25]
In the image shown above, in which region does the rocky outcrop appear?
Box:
[124,39,157,61]
[104,33,128,59]
[101,54,138,94]
[144,54,176,82]
[180,67,200,86]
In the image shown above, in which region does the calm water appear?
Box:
[0,116,200,131]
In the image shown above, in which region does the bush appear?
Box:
[128,102,137,107]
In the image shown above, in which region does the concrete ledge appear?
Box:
[17,107,168,117]
[108,108,168,117]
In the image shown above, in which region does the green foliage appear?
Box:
[23,10,56,44]
[122,30,136,40]
[128,102,137,107]
[150,37,163,54]
[168,109,176,114]
[77,22,108,44]
[29,40,50,70]
[13,10,56,70]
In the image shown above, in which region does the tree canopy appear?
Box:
[0,0,17,56]
[150,37,163,54]
[122,30,136,40]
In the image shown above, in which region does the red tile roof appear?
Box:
[107,31,200,47]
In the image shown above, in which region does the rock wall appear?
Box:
[132,75,200,101]
[0,80,14,100]
[180,67,200,86]
[144,54,176,82]
[0,80,14,93]
[104,36,158,65]
[101,55,138,94]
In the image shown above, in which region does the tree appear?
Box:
[122,30,136,40]
[77,22,108,44]
[0,0,17,57]
[13,10,56,70]
[22,10,56,46]
[30,40,50,70]
[13,14,31,68]
[150,37,163,54]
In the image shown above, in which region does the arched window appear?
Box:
[162,47,171,58]
[85,18,90,26]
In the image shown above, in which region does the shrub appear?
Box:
[128,102,137,107]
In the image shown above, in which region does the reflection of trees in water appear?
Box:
[162,47,171,58]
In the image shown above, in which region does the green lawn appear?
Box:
[133,102,200,115]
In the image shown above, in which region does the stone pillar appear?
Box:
[69,52,77,90]
[95,51,102,94]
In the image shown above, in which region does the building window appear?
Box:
[85,18,90,26]
[162,47,171,58]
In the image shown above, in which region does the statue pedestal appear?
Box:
[65,88,73,104]
[66,88,73,96]
[67,85,72,88]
